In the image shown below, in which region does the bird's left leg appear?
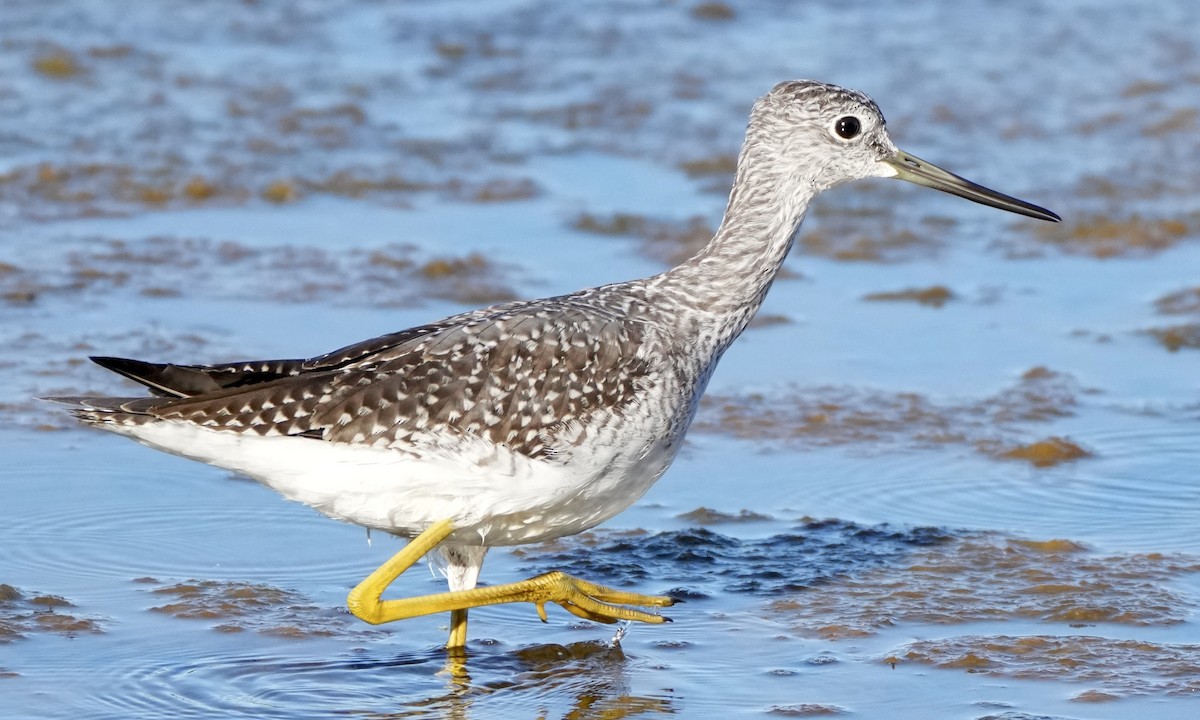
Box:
[438,545,487,650]
[447,609,468,649]
[347,519,675,647]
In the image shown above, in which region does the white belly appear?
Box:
[113,419,678,546]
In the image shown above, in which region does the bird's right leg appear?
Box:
[346,518,458,627]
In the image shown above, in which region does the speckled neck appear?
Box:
[654,137,814,354]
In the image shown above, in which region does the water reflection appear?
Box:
[93,641,673,720]
[383,642,674,720]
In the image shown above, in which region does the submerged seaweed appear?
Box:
[517,520,952,597]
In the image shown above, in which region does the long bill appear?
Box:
[884,150,1060,222]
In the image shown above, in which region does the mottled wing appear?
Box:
[299,301,529,371]
[136,370,347,437]
[86,306,509,398]
[315,306,651,457]
[119,302,652,459]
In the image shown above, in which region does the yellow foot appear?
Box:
[346,519,677,648]
[524,571,675,625]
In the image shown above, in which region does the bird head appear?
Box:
[745,79,1059,222]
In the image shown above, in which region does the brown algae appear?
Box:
[0,158,530,222]
[1143,323,1200,352]
[676,507,774,524]
[147,579,360,639]
[0,583,104,642]
[991,436,1091,467]
[796,186,949,263]
[1029,213,1194,258]
[42,236,519,308]
[32,48,86,79]
[766,704,846,717]
[798,227,935,263]
[1154,286,1200,315]
[678,153,738,191]
[691,3,736,22]
[696,367,1084,464]
[769,533,1200,638]
[898,635,1200,698]
[678,153,737,179]
[572,211,715,266]
[861,285,955,308]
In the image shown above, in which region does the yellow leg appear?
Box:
[346,519,676,649]
[447,609,468,649]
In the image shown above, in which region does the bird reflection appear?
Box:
[351,640,675,719]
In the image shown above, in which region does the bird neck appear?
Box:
[656,151,813,351]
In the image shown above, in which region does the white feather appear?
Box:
[110,419,673,547]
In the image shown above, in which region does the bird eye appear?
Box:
[835,116,861,139]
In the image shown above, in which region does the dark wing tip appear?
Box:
[40,395,86,406]
[89,355,195,398]
[90,355,156,376]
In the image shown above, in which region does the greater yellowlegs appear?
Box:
[53,80,1059,649]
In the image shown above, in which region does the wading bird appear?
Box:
[54,80,1059,649]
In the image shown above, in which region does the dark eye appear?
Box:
[835,116,861,139]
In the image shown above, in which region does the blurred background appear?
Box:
[1,1,1198,718]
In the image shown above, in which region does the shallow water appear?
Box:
[2,1,1200,718]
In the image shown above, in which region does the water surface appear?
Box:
[2,1,1199,718]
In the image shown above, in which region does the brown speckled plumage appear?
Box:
[72,287,680,462]
[51,79,1057,559]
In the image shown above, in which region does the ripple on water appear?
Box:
[1,498,362,586]
[91,648,445,719]
[1,457,365,588]
[789,421,1200,553]
[88,641,674,720]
